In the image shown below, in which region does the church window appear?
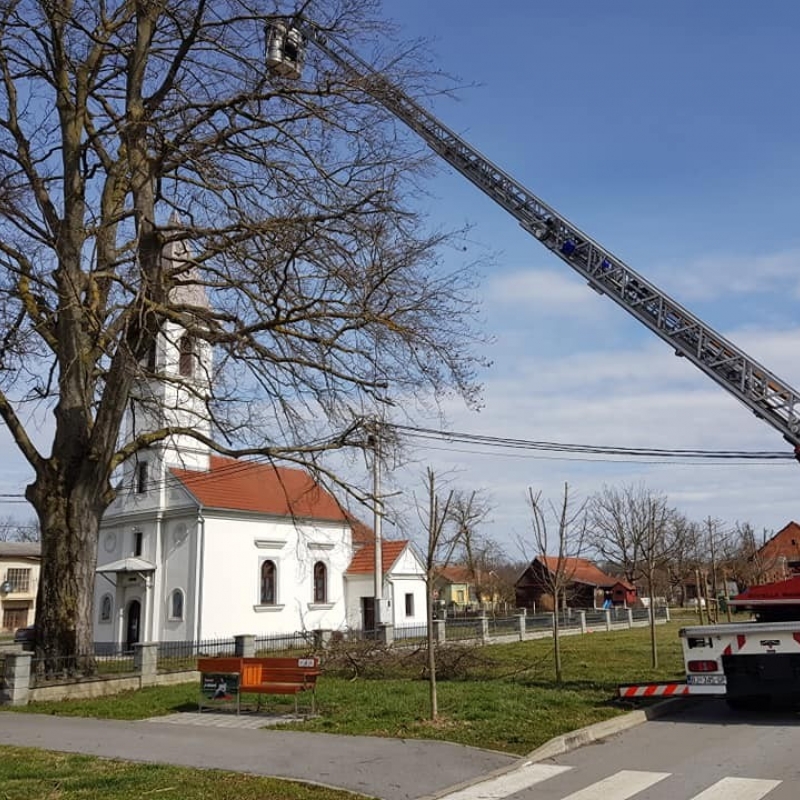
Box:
[260,560,277,605]
[146,341,157,372]
[136,461,148,494]
[170,589,184,620]
[178,335,195,377]
[313,561,327,604]
[99,594,113,623]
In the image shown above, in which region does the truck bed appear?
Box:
[680,620,800,637]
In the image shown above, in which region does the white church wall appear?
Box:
[159,515,198,642]
[198,514,351,638]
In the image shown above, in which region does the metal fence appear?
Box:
[445,618,483,641]
[254,630,314,655]
[394,623,428,643]
[29,644,137,688]
[488,616,519,636]
[157,637,235,672]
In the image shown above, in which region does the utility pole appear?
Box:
[369,422,383,629]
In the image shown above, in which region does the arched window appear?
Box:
[178,335,195,377]
[146,341,157,372]
[99,594,113,623]
[260,560,276,605]
[313,561,327,604]
[170,589,184,620]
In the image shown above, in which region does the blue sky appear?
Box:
[3,2,800,550]
[369,1,800,548]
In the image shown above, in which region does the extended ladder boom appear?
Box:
[269,19,800,449]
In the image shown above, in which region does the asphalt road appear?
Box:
[439,699,800,800]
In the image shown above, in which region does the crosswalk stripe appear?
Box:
[689,777,782,800]
[436,762,572,800]
[560,769,670,800]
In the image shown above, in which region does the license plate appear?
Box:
[687,674,726,685]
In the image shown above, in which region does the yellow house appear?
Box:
[0,542,40,634]
[433,565,476,609]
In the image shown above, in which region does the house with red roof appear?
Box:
[92,234,426,648]
[515,556,636,611]
[752,521,800,583]
[344,539,426,630]
[433,565,476,610]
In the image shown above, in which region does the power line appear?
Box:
[0,425,793,506]
[387,423,795,461]
[406,441,791,466]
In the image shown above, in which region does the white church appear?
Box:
[93,230,427,649]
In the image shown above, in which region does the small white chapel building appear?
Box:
[93,229,427,648]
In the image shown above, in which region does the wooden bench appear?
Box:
[197,656,321,715]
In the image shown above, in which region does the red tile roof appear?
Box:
[347,540,408,574]
[436,565,474,584]
[538,556,618,587]
[345,513,376,545]
[171,455,348,521]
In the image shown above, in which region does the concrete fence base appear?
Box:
[0,611,670,707]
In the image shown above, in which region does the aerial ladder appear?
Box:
[265,18,800,454]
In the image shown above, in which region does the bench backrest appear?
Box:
[197,657,242,674]
[245,656,320,686]
[198,656,320,686]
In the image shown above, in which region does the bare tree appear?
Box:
[589,483,677,668]
[524,484,587,683]
[0,1,486,666]
[418,468,456,721]
[490,560,525,609]
[449,490,496,610]
[0,516,40,542]
[730,522,782,586]
[663,512,701,607]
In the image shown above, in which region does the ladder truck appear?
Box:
[264,18,800,707]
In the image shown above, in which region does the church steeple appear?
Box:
[124,214,212,491]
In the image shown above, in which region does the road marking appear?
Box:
[437,762,571,800]
[689,777,782,800]
[560,769,670,800]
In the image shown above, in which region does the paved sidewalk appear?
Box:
[0,712,517,800]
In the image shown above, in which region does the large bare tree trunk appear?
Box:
[28,477,108,671]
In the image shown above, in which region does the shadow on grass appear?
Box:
[172,701,202,713]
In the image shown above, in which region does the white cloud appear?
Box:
[651,248,800,302]
[487,268,614,320]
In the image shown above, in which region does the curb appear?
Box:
[527,697,691,762]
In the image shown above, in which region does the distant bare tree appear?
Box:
[524,483,587,683]
[0,516,40,543]
[730,522,782,586]
[663,513,701,607]
[417,468,457,721]
[589,483,678,668]
[449,490,497,609]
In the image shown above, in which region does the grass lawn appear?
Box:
[0,745,367,800]
[4,621,689,755]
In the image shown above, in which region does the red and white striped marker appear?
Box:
[617,682,690,698]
